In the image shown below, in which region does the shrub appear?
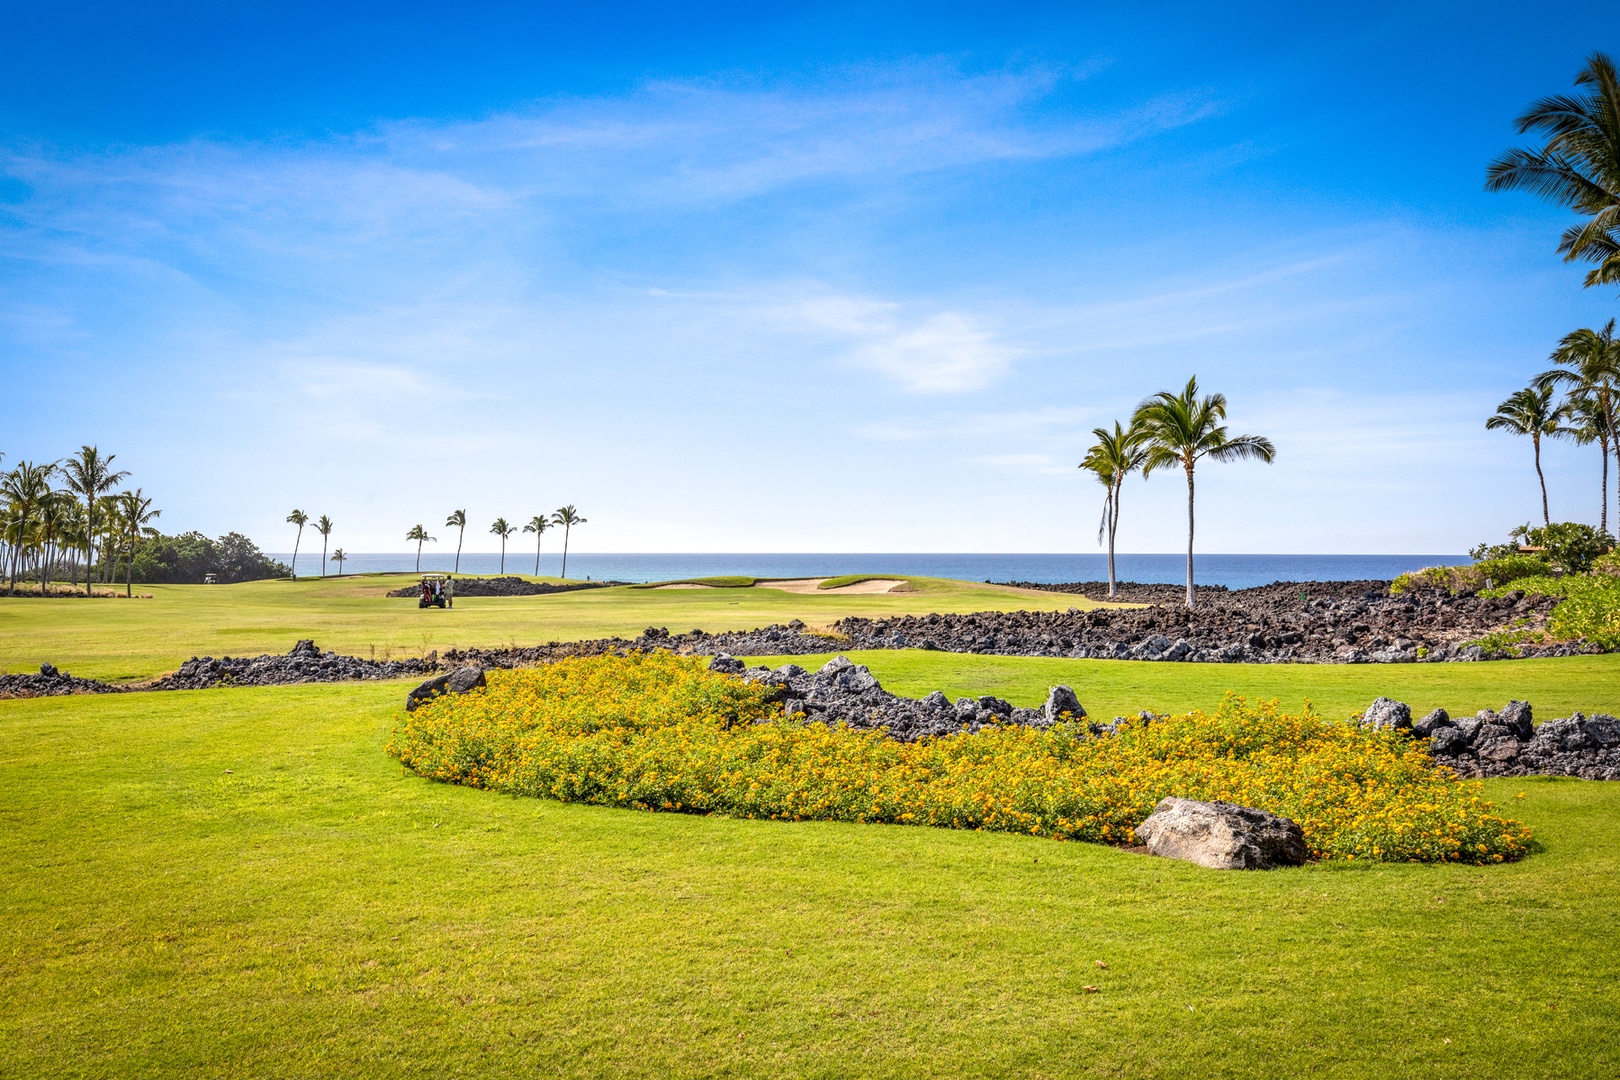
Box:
[1489,573,1620,649]
[388,654,1531,864]
[1392,553,1550,594]
[1471,522,1615,574]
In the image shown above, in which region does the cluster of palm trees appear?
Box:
[1486,323,1617,530]
[1080,377,1275,609]
[1484,52,1620,532]
[285,510,338,578]
[0,445,160,597]
[410,505,587,576]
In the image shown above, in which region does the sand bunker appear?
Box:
[763,578,909,594]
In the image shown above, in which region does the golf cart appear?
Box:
[418,573,451,609]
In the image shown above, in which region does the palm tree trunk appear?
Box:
[534,536,541,576]
[455,527,464,574]
[1534,434,1549,526]
[1184,463,1196,609]
[415,540,422,573]
[1601,435,1611,536]
[561,527,570,579]
[291,528,302,580]
[499,539,505,575]
[126,538,134,598]
[321,538,328,577]
[1106,484,1119,599]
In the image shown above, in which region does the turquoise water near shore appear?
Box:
[270,553,1470,589]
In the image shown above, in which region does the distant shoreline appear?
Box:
[266,552,1470,590]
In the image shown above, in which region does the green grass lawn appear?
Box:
[0,573,1093,682]
[749,650,1620,720]
[1,682,1616,1078]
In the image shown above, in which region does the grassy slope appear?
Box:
[1,683,1616,1078]
[749,650,1620,720]
[0,574,1091,682]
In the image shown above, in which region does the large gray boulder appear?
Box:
[405,665,486,711]
[1044,685,1085,724]
[1134,797,1307,870]
[1362,697,1412,731]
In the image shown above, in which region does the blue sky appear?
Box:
[3,2,1618,554]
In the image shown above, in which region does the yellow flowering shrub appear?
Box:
[387,653,1531,864]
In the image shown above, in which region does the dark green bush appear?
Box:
[130,531,291,584]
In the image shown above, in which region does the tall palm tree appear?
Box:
[406,524,434,573]
[523,515,550,575]
[0,461,55,596]
[1133,377,1276,609]
[1561,391,1614,530]
[551,506,586,579]
[1538,319,1620,532]
[330,548,348,576]
[315,515,334,576]
[1486,52,1620,289]
[61,446,128,596]
[1079,420,1148,599]
[1487,383,1564,526]
[286,509,309,579]
[36,490,70,595]
[117,488,161,598]
[446,509,468,573]
[490,517,516,574]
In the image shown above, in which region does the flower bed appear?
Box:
[387,653,1530,863]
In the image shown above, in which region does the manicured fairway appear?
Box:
[2,683,1617,1078]
[751,650,1620,721]
[0,574,1094,682]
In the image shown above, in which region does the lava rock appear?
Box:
[1362,697,1413,731]
[406,666,486,711]
[1413,708,1452,738]
[1045,685,1085,724]
[1134,797,1308,870]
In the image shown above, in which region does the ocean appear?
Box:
[271,553,1470,590]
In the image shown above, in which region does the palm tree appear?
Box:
[551,506,586,579]
[1079,420,1148,600]
[446,509,468,573]
[61,446,128,596]
[117,488,161,598]
[522,515,550,575]
[36,490,70,595]
[1561,391,1615,530]
[1538,319,1620,532]
[490,517,516,574]
[330,548,348,576]
[1486,52,1620,289]
[286,509,309,579]
[315,515,334,576]
[1487,383,1564,526]
[406,524,434,572]
[1133,377,1276,609]
[1,461,55,596]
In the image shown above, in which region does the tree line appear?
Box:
[0,444,287,595]
[1484,52,1620,537]
[288,504,590,578]
[401,505,588,577]
[0,445,156,596]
